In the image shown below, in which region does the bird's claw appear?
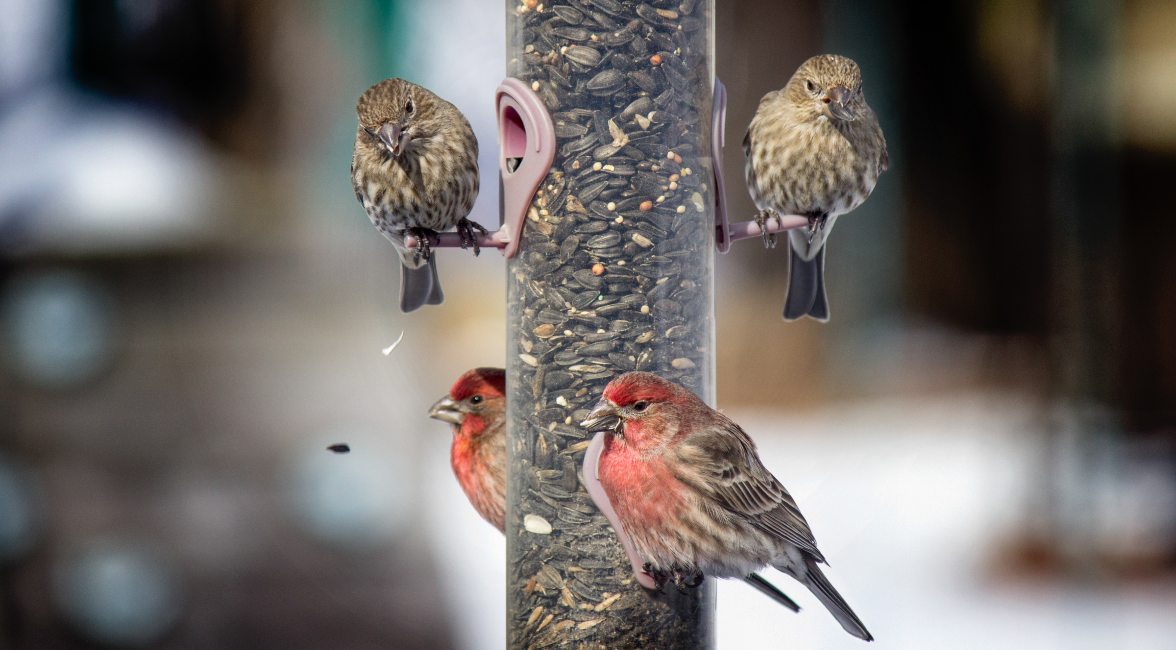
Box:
[755,211,777,249]
[672,568,704,591]
[805,215,826,246]
[456,218,488,257]
[643,562,669,590]
[408,227,436,264]
[643,562,703,593]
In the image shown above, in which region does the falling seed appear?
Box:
[524,514,553,535]
[591,263,606,276]
[381,330,405,356]
[327,443,351,454]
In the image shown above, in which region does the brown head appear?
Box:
[429,368,506,441]
[580,372,702,454]
[356,77,446,158]
[783,54,868,123]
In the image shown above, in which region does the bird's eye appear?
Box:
[805,79,819,95]
[404,98,414,115]
[632,400,649,412]
[470,395,483,405]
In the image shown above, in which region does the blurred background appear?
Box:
[1,0,1173,648]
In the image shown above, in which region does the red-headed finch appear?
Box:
[744,54,888,321]
[581,371,873,641]
[352,78,483,312]
[428,368,506,531]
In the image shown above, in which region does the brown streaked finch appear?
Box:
[351,78,483,312]
[428,368,507,531]
[743,54,888,321]
[428,368,802,613]
[581,371,873,641]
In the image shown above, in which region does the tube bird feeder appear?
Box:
[503,0,717,646]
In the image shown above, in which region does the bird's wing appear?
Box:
[677,417,826,562]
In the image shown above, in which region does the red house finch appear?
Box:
[743,54,888,321]
[352,78,483,312]
[428,368,507,531]
[428,368,802,613]
[582,371,873,641]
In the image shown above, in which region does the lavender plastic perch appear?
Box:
[582,431,659,590]
[726,214,811,241]
[403,229,506,251]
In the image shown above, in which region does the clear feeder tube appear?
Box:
[505,0,717,646]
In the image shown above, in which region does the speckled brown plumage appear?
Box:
[351,78,481,312]
[743,54,888,321]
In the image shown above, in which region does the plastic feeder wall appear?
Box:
[504,0,718,646]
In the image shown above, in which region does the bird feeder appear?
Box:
[502,0,720,646]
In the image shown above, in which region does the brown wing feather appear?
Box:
[676,415,826,563]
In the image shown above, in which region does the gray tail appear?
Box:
[800,559,872,641]
[400,256,444,312]
[783,247,829,322]
[743,573,801,613]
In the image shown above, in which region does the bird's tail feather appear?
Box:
[799,559,872,641]
[783,247,828,321]
[400,256,444,312]
[742,573,801,612]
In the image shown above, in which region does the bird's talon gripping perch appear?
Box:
[672,568,704,590]
[408,227,435,264]
[805,215,825,246]
[456,218,489,256]
[755,211,777,248]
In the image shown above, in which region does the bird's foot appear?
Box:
[755,210,777,249]
[643,562,670,590]
[407,227,436,264]
[805,214,826,246]
[456,218,489,256]
[671,567,704,591]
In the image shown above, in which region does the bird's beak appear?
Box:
[823,86,856,121]
[379,122,405,157]
[581,399,622,433]
[429,396,463,425]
